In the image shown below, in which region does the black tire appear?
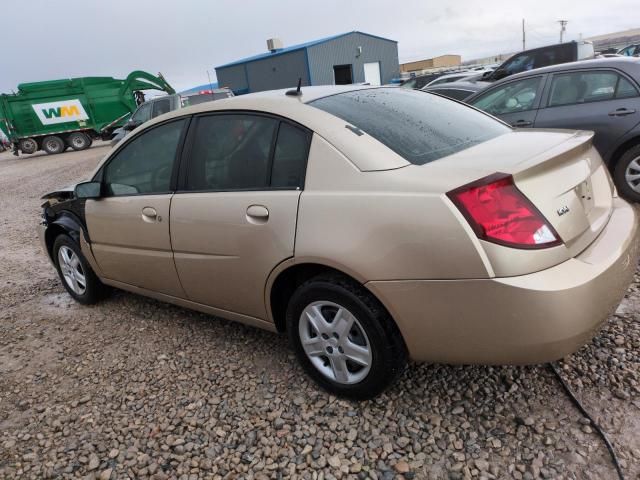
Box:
[42,135,65,155]
[52,234,106,305]
[19,138,38,154]
[614,144,640,203]
[68,132,91,151]
[286,273,407,400]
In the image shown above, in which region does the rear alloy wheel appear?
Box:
[286,273,407,400]
[19,138,38,154]
[53,234,106,304]
[42,135,65,155]
[299,301,373,384]
[68,132,91,151]
[614,144,640,202]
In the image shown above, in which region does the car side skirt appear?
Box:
[100,278,278,333]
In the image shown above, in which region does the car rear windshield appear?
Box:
[310,88,509,165]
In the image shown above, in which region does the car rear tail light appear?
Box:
[446,173,562,249]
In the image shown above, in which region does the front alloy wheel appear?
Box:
[53,234,106,304]
[57,245,87,295]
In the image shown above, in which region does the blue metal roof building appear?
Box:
[215,31,399,95]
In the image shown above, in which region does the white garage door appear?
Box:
[363,62,381,86]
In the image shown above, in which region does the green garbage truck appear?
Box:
[0,71,175,155]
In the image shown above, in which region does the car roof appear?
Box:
[105,85,412,173]
[501,57,640,81]
[424,81,486,91]
[435,71,474,79]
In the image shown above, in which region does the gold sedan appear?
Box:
[39,86,639,399]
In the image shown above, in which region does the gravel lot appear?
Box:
[1,144,639,480]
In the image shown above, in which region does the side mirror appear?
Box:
[124,120,140,131]
[481,71,491,79]
[74,181,102,199]
[492,69,508,80]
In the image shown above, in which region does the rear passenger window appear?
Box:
[616,77,639,99]
[271,123,311,188]
[548,71,636,106]
[184,115,311,191]
[185,115,277,191]
[549,72,615,106]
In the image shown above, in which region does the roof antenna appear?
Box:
[286,78,302,96]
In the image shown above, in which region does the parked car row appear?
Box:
[40,84,639,399]
[403,40,595,92]
[110,88,234,146]
[420,57,640,202]
[618,43,640,57]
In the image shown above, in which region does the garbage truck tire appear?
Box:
[19,138,38,154]
[68,132,91,151]
[42,136,65,155]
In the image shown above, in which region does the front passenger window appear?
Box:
[103,119,186,196]
[471,77,542,115]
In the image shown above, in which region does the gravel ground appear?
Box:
[0,144,639,480]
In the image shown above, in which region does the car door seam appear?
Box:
[168,193,189,299]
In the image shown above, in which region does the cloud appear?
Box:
[0,0,636,93]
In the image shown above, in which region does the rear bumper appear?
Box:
[367,198,639,364]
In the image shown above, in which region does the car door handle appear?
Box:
[141,206,161,223]
[246,205,269,224]
[609,108,636,116]
[512,119,533,127]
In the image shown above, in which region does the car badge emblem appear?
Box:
[556,205,570,216]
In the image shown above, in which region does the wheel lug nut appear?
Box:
[326,346,333,354]
[338,346,344,354]
[321,333,329,340]
[332,332,339,339]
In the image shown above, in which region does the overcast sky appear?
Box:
[1,0,637,93]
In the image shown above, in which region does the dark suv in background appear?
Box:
[482,41,595,82]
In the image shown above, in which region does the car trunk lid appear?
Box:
[428,129,614,276]
[509,131,613,257]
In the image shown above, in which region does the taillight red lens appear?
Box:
[447,173,561,249]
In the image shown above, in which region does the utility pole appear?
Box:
[522,18,526,50]
[558,20,568,43]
